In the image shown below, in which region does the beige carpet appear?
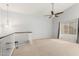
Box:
[12,39,79,56]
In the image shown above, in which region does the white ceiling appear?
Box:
[0,3,75,15]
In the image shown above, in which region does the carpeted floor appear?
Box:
[12,39,79,56]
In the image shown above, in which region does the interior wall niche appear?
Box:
[59,19,78,43]
[60,22,76,34]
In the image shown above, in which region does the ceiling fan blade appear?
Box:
[51,3,55,15]
[51,11,54,15]
[55,15,59,17]
[49,15,53,18]
[55,11,64,15]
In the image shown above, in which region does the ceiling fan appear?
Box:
[45,3,64,18]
